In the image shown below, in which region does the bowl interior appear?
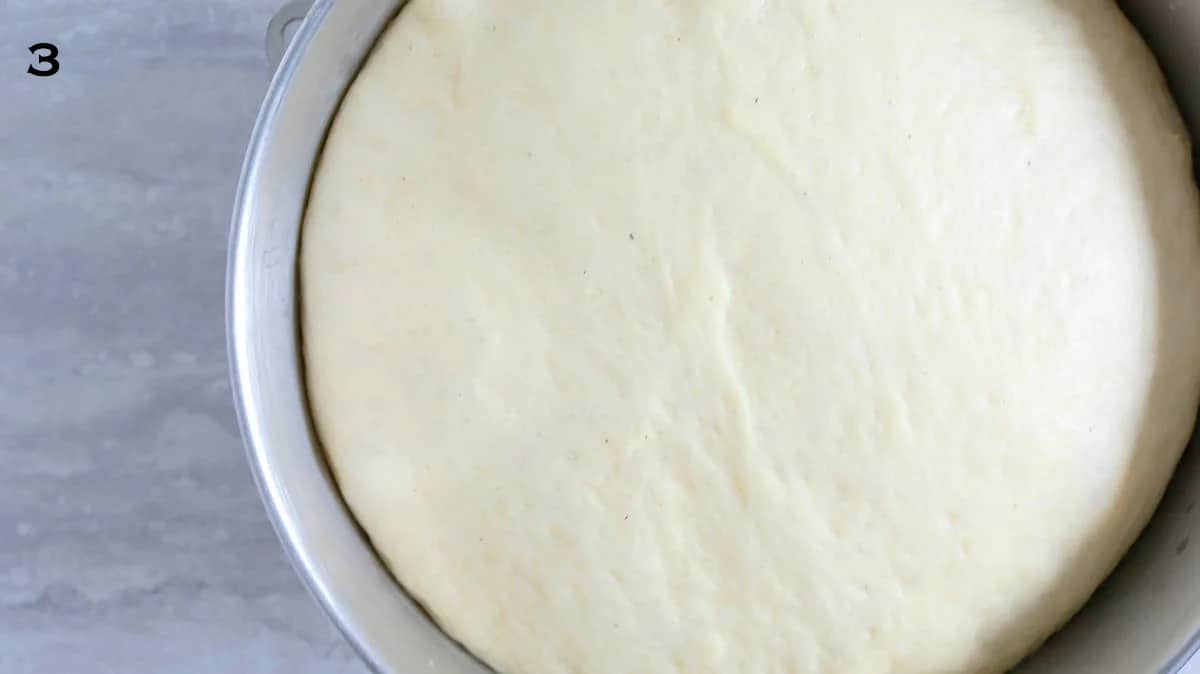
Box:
[228,1,1200,672]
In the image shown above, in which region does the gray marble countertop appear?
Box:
[1,1,366,672]
[1,2,1198,674]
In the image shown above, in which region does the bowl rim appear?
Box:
[228,0,380,663]
[227,2,1200,672]
[229,2,489,672]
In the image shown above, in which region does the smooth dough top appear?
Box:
[301,1,1200,672]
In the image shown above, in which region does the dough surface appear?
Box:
[301,1,1200,672]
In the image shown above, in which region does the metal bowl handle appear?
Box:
[266,0,315,73]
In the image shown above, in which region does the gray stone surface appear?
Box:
[0,1,366,672]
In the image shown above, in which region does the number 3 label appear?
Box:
[27,43,59,77]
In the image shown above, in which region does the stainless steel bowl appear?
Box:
[228,2,1200,671]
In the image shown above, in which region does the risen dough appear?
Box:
[300,1,1200,672]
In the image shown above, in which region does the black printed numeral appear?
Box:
[27,43,59,77]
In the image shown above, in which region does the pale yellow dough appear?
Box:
[301,1,1200,672]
